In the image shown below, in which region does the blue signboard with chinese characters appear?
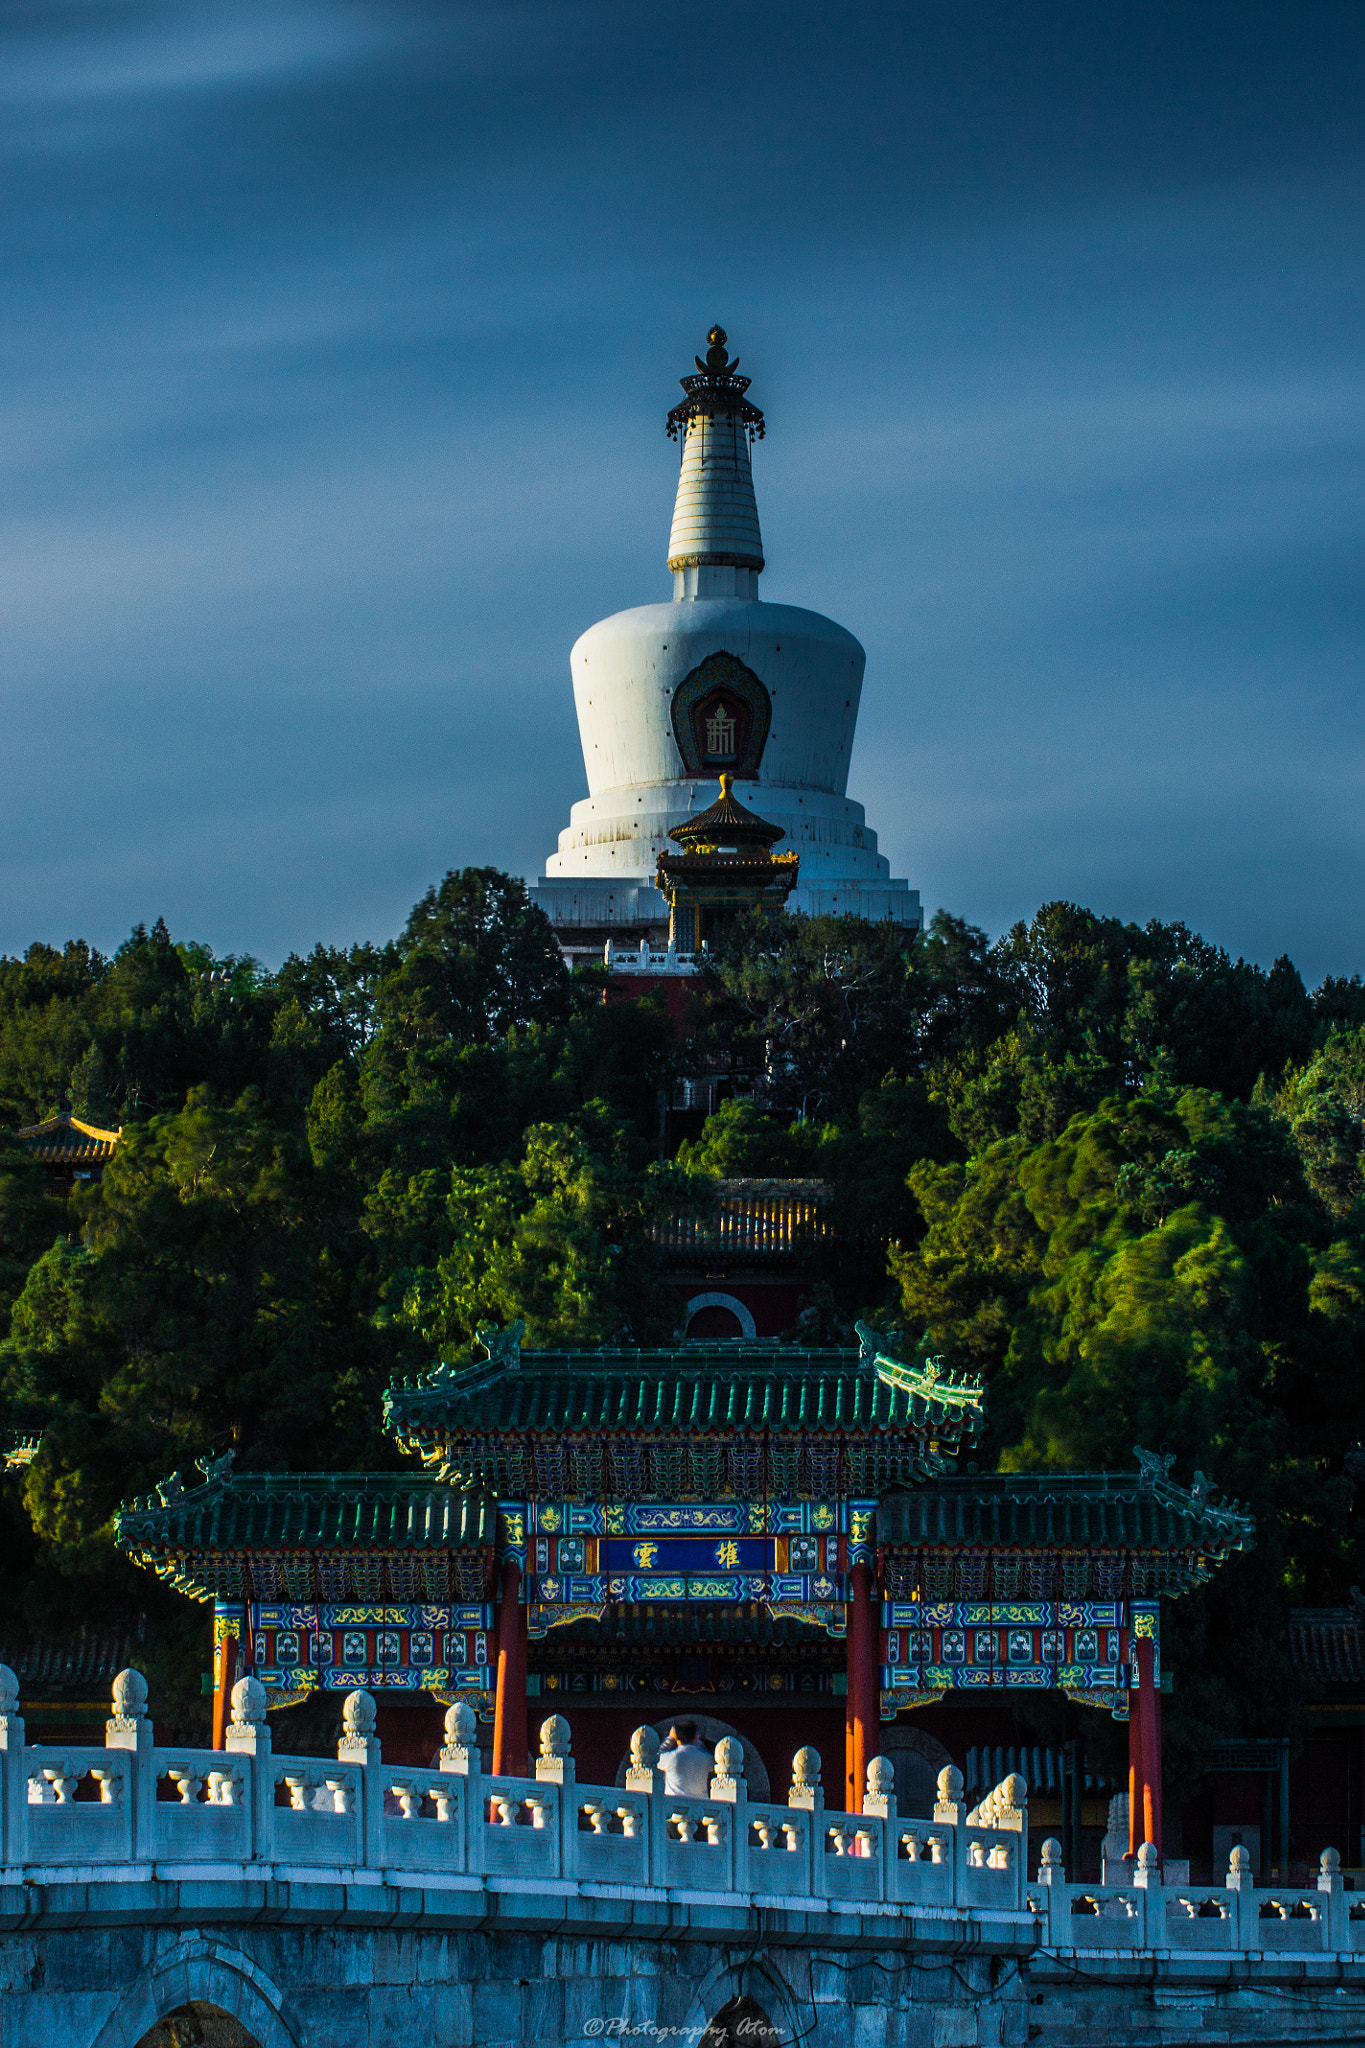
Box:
[511,1498,875,1640]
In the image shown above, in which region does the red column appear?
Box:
[1135,1634,1162,1859]
[211,1631,237,1752]
[1127,1629,1143,1859]
[492,1558,527,1779]
[845,1560,877,1815]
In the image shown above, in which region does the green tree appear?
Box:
[892,1085,1356,1741]
[374,868,570,1057]
[1274,1027,1365,1219]
[675,1097,820,1177]
[2,1087,393,1599]
[384,1105,693,1353]
[696,909,921,1119]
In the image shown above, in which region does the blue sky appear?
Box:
[2,1,1361,977]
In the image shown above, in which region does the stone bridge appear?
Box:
[6,1670,1365,2047]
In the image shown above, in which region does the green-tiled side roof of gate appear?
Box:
[115,1468,497,1555]
[878,1470,1254,1557]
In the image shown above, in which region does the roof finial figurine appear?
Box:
[1133,1445,1177,1490]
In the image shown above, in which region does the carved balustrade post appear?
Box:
[933,1764,967,1907]
[789,1747,825,1901]
[864,1755,896,1897]
[534,1714,573,1787]
[625,1725,658,1793]
[1318,1846,1346,1950]
[711,1737,746,1890]
[337,1689,382,1868]
[536,1716,573,1882]
[225,1675,273,1862]
[1036,1838,1065,1947]
[437,1701,480,1872]
[1133,1840,1160,1947]
[105,1668,154,1861]
[627,1726,666,1884]
[1225,1841,1256,1949]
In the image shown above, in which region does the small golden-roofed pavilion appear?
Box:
[655,772,798,950]
[14,1110,121,1191]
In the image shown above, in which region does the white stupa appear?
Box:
[529,326,921,956]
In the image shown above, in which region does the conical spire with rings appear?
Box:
[666,325,766,599]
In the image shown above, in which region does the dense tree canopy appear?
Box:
[1,878,1363,1754]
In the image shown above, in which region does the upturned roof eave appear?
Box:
[114,1470,498,1556]
[877,1470,1254,1554]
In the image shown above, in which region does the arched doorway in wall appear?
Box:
[684,1292,756,1341]
[879,1724,954,1817]
[134,2006,264,2048]
[701,1996,781,2048]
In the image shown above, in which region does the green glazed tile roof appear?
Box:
[115,1469,496,1555]
[878,1470,1254,1556]
[1289,1607,1365,1687]
[384,1343,985,1441]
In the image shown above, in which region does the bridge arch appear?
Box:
[688,1958,798,2048]
[134,2005,265,2048]
[701,1994,781,2048]
[92,1936,297,2048]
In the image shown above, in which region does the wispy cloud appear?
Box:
[0,0,1360,972]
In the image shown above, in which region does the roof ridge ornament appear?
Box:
[1131,1444,1252,1533]
[195,1448,235,1488]
[1133,1445,1177,1491]
[853,1321,985,1420]
[475,1319,524,1370]
[856,1319,902,1363]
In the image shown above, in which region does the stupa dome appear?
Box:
[529,328,921,957]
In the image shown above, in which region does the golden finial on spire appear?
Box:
[668,325,765,442]
[697,326,739,375]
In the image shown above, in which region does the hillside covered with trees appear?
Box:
[3,869,1365,1764]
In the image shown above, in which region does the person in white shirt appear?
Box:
[658,1720,714,1797]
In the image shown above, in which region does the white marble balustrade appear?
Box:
[1030,1838,1365,1954]
[6,1666,1359,1957]
[0,1672,1032,1922]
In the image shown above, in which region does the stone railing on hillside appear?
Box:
[602,939,699,976]
[3,1666,1362,1962]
